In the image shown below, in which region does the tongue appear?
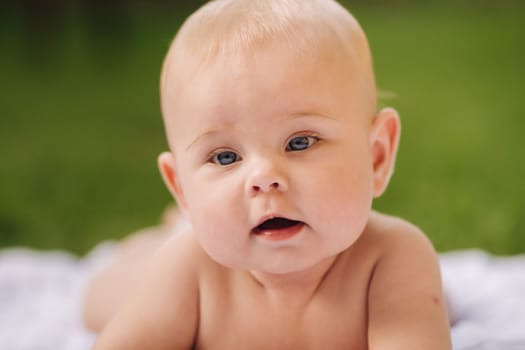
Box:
[257,218,299,230]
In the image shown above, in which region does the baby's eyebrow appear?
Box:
[288,112,336,120]
[186,127,224,151]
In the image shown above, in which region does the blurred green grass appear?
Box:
[1,2,524,255]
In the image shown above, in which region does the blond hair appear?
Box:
[161,0,377,119]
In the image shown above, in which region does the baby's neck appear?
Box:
[247,255,339,307]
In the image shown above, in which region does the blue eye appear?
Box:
[211,151,240,166]
[286,135,318,151]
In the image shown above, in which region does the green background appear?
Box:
[1,1,524,256]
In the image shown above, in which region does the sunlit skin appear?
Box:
[86,1,451,349]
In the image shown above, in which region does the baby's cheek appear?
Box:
[319,180,372,229]
[192,202,245,257]
[195,223,237,266]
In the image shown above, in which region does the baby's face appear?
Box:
[162,43,378,274]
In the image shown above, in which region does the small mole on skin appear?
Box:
[432,296,440,305]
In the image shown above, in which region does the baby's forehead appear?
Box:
[161,0,376,123]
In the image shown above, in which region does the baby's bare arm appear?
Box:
[93,232,200,350]
[367,217,451,349]
[84,227,171,331]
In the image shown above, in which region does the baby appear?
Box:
[88,0,451,348]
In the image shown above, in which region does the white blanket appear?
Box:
[440,250,525,349]
[1,244,524,350]
[0,243,114,350]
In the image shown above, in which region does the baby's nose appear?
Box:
[246,161,288,196]
[253,181,281,193]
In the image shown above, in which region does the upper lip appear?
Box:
[255,214,281,227]
[252,214,303,232]
[255,213,291,226]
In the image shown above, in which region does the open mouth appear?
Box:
[252,217,304,237]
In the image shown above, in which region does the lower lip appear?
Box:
[253,223,305,241]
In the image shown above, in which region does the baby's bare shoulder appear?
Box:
[333,211,435,290]
[363,211,451,349]
[364,211,435,254]
[94,230,209,350]
[338,211,434,271]
[156,228,227,281]
[156,227,209,269]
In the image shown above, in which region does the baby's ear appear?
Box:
[369,108,401,197]
[158,152,187,211]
